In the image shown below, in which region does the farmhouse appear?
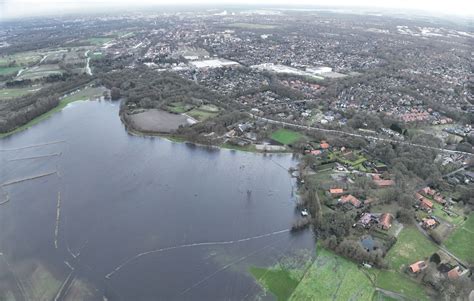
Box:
[409,261,427,273]
[329,188,344,197]
[379,213,393,230]
[422,218,437,229]
[339,194,362,208]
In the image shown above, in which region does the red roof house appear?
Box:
[340,194,362,208]
[409,261,427,273]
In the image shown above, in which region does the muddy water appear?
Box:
[0,100,314,300]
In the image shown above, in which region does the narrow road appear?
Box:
[250,114,474,156]
[84,50,92,76]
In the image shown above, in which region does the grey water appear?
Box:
[0,100,314,300]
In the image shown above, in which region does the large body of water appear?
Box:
[0,101,314,300]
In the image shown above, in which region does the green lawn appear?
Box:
[0,86,40,100]
[250,267,299,301]
[444,213,474,264]
[271,129,304,145]
[432,203,465,225]
[0,66,22,75]
[375,270,428,301]
[385,226,438,271]
[289,246,375,301]
[166,102,193,114]
[0,52,43,67]
[186,107,218,121]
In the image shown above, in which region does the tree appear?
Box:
[110,87,121,100]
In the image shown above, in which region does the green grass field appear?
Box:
[271,129,304,145]
[385,226,438,271]
[444,213,474,264]
[166,102,194,114]
[250,267,299,301]
[289,246,375,301]
[0,52,43,67]
[0,86,41,100]
[0,66,22,75]
[432,203,465,225]
[187,107,219,121]
[19,64,62,80]
[375,270,428,301]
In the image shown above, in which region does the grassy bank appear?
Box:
[0,86,105,138]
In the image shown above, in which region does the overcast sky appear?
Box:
[1,0,473,20]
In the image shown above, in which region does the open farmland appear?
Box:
[289,246,375,301]
[444,213,474,264]
[375,270,429,301]
[0,86,42,100]
[18,64,63,80]
[385,226,438,271]
[0,66,22,76]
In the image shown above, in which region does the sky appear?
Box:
[1,0,473,20]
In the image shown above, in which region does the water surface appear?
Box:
[0,101,314,300]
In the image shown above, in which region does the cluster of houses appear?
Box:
[414,186,447,212]
[409,254,467,282]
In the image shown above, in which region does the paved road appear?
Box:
[250,114,474,156]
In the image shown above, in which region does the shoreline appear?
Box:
[120,111,293,155]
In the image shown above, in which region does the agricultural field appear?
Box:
[375,270,428,301]
[289,246,375,301]
[18,64,63,80]
[0,86,43,100]
[385,226,438,271]
[0,51,43,67]
[271,129,304,145]
[0,66,22,76]
[444,213,474,264]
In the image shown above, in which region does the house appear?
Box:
[447,266,461,280]
[420,198,433,210]
[329,188,344,197]
[374,179,395,187]
[422,218,437,229]
[358,213,376,228]
[420,187,436,197]
[320,141,330,149]
[379,213,393,230]
[409,261,427,273]
[339,194,362,208]
[433,195,446,205]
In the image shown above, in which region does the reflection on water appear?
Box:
[0,101,314,300]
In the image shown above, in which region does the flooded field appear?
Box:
[0,100,314,300]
